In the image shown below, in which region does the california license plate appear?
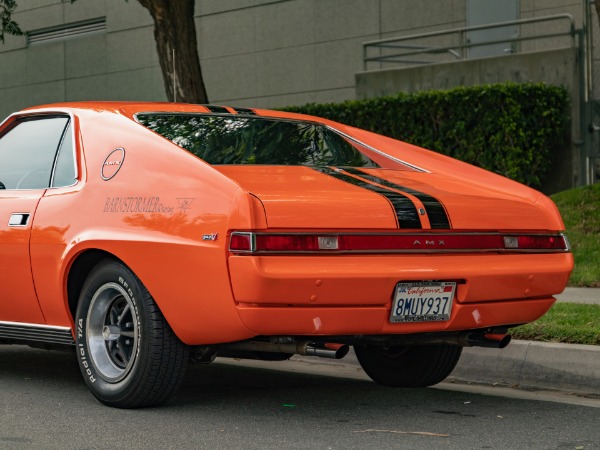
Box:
[390,281,456,323]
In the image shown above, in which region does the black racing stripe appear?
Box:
[311,167,422,229]
[233,107,257,115]
[203,105,230,114]
[343,168,451,229]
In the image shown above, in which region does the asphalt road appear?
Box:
[1,346,600,450]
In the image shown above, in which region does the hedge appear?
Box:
[282,83,569,187]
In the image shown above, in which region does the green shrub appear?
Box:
[282,83,569,187]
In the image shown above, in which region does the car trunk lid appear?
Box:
[215,165,561,231]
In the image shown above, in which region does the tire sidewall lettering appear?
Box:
[75,262,144,398]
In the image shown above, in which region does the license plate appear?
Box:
[390,281,456,323]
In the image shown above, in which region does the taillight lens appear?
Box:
[256,234,320,251]
[230,232,253,251]
[229,232,570,254]
[505,234,570,250]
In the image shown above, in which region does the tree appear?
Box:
[0,1,21,42]
[0,0,208,103]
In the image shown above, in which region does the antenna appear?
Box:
[172,47,176,102]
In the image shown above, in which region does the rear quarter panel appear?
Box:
[30,108,255,344]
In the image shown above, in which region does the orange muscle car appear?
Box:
[0,102,572,408]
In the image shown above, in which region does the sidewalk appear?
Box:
[555,287,600,305]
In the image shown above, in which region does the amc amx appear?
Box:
[0,102,573,408]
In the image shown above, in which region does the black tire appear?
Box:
[354,344,462,387]
[75,259,189,408]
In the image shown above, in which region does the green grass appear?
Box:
[551,183,600,287]
[508,185,600,344]
[511,303,600,345]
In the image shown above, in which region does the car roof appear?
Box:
[19,101,319,124]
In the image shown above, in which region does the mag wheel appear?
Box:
[354,344,462,387]
[75,259,189,408]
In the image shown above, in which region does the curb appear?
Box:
[294,340,600,396]
[451,340,600,394]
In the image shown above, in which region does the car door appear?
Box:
[0,115,70,323]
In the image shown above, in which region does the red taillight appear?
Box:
[256,234,320,251]
[229,232,570,254]
[513,235,570,250]
[230,232,253,251]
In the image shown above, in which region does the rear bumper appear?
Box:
[235,297,556,336]
[228,252,571,336]
[228,253,573,306]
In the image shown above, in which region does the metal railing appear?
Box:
[363,14,577,70]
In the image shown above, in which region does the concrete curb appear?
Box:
[451,341,600,394]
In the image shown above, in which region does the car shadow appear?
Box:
[0,345,81,385]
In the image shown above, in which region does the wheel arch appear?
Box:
[66,249,121,321]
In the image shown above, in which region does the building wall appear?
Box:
[0,0,595,120]
[0,0,467,119]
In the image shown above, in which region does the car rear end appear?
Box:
[136,107,573,387]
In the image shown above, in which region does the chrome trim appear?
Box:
[0,321,74,346]
[232,248,570,255]
[49,117,79,189]
[329,127,428,173]
[229,231,255,253]
[100,147,126,181]
[562,232,572,251]
[8,212,30,227]
[228,231,571,255]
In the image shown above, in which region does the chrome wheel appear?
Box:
[87,282,139,383]
[75,259,189,408]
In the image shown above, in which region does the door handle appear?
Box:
[8,213,30,226]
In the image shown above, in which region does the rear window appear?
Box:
[136,114,379,168]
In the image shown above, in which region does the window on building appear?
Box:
[467,0,519,58]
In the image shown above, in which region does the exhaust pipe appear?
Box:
[381,330,512,349]
[305,343,350,359]
[221,340,350,359]
[460,332,512,349]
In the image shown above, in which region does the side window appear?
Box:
[51,122,77,188]
[0,116,69,190]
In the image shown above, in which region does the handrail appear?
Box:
[363,14,577,70]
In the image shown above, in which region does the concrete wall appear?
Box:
[356,47,579,98]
